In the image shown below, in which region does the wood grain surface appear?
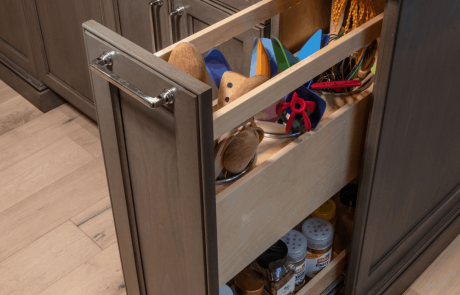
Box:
[296,249,348,295]
[409,235,460,295]
[0,136,94,213]
[71,197,116,249]
[37,243,126,295]
[0,105,92,171]
[216,88,372,285]
[347,0,460,293]
[0,221,101,295]
[0,157,109,261]
[0,96,42,136]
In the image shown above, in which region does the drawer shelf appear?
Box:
[229,249,348,295]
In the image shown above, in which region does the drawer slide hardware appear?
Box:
[90,51,177,108]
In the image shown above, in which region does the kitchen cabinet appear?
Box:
[0,0,63,112]
[83,0,460,295]
[23,0,119,119]
[117,0,172,52]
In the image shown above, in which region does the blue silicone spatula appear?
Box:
[204,49,232,89]
[297,29,322,61]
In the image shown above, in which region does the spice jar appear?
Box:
[280,230,308,291]
[234,269,264,295]
[220,284,234,295]
[302,217,334,278]
[254,240,295,295]
[334,184,358,253]
[311,199,337,228]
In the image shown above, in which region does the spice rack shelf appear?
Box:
[83,0,383,293]
[230,248,348,295]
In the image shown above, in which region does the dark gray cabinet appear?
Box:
[0,0,63,112]
[117,0,173,53]
[23,0,119,119]
[0,0,40,82]
[347,0,460,293]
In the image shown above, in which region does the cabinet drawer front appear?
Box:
[85,0,383,293]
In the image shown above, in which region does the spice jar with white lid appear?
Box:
[219,285,234,295]
[280,230,308,291]
[254,240,295,295]
[302,217,334,278]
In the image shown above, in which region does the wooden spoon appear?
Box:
[223,129,260,174]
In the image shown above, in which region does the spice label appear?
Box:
[304,249,332,278]
[277,274,295,295]
[294,261,306,285]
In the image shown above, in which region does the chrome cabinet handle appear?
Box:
[169,5,185,16]
[149,0,163,52]
[169,6,185,44]
[90,51,177,109]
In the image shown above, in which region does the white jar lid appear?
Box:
[280,230,308,263]
[302,217,334,250]
[219,284,233,295]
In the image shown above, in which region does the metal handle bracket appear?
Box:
[90,51,177,109]
[149,0,164,52]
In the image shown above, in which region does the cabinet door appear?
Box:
[348,0,460,294]
[84,22,218,295]
[171,0,268,98]
[117,0,172,52]
[0,0,43,88]
[24,0,119,119]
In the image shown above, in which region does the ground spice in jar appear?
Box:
[302,218,334,278]
[234,269,264,295]
[280,230,308,292]
[254,240,295,295]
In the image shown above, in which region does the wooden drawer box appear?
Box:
[83,1,383,294]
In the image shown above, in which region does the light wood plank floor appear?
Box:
[0,81,126,295]
[0,80,458,295]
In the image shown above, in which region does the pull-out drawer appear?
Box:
[83,1,383,294]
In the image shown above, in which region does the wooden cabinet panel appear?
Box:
[0,0,40,83]
[117,0,172,52]
[24,0,119,119]
[348,0,460,294]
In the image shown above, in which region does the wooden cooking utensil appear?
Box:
[168,42,206,83]
[223,127,264,174]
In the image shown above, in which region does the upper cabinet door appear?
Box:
[117,0,172,52]
[23,0,119,119]
[348,0,460,294]
[0,0,42,87]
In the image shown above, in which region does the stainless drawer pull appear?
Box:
[149,0,164,52]
[169,6,185,16]
[90,51,177,109]
[169,6,185,44]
